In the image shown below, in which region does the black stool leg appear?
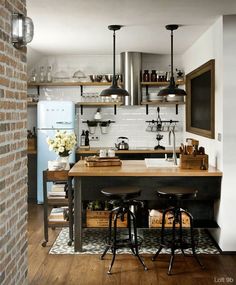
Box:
[101,208,114,260]
[107,210,120,274]
[188,212,205,269]
[152,208,168,261]
[127,207,136,256]
[130,210,148,271]
[179,209,186,256]
[167,209,177,275]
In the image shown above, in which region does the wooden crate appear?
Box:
[86,209,127,228]
[149,211,190,228]
[180,154,208,170]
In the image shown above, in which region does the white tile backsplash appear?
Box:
[27,86,185,149]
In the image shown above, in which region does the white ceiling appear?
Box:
[27,0,236,56]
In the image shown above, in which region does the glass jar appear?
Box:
[142,70,150,82]
[46,66,52,82]
[151,70,157,82]
[39,66,45,82]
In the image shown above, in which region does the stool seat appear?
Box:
[157,186,197,200]
[101,186,141,200]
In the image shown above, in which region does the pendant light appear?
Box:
[100,25,129,97]
[158,25,187,96]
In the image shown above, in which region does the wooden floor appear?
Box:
[28,203,236,285]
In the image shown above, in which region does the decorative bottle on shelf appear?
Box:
[142,70,150,82]
[85,130,90,146]
[151,70,157,82]
[39,66,45,82]
[46,66,52,82]
[80,130,85,146]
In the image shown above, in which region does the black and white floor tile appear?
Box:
[49,228,220,255]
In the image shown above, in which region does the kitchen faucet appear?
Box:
[168,126,178,165]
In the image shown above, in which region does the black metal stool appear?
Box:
[100,186,148,274]
[152,186,204,275]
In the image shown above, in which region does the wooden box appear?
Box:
[180,154,208,170]
[149,210,190,228]
[86,209,127,228]
[85,156,122,167]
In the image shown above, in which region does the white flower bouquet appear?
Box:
[47,130,77,157]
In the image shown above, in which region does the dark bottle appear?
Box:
[151,70,157,82]
[142,70,150,82]
[85,130,90,146]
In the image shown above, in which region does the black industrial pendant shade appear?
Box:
[158,24,187,96]
[100,25,129,97]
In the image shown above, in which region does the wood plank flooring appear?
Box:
[28,203,236,285]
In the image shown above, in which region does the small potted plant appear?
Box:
[87,120,98,134]
[100,121,110,134]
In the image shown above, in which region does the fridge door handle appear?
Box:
[56,121,72,125]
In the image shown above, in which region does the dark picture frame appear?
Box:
[186,59,215,139]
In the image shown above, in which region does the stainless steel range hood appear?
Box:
[120,52,141,105]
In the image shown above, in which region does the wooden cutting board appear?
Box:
[84,156,122,167]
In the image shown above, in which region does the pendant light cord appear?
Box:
[170,29,175,86]
[112,30,116,86]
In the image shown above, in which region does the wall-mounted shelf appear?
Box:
[141,101,185,115]
[76,102,123,115]
[28,81,111,88]
[27,102,38,107]
[140,80,185,87]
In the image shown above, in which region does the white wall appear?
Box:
[27,53,185,149]
[183,15,236,251]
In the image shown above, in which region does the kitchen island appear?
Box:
[68,160,222,252]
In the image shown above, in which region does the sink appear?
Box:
[145,158,179,168]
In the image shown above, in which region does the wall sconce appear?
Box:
[11,13,34,49]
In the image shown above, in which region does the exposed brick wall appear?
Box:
[0,1,28,285]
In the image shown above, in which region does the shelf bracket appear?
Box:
[114,104,117,115]
[176,104,178,115]
[80,105,83,115]
[80,85,83,97]
[146,104,149,115]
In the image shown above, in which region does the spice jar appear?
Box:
[142,70,150,82]
[151,70,157,82]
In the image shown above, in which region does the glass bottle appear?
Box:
[46,66,52,82]
[151,70,157,82]
[39,66,45,82]
[142,70,150,82]
[30,69,37,83]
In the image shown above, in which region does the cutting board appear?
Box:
[84,156,122,167]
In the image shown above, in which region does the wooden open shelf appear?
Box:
[28,81,112,87]
[141,80,185,86]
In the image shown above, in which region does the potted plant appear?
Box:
[87,120,98,134]
[100,121,110,134]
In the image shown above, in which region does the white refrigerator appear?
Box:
[37,101,75,204]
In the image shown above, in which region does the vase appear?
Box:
[57,156,70,170]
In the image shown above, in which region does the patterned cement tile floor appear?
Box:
[49,228,220,255]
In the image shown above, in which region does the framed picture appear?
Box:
[186,59,215,139]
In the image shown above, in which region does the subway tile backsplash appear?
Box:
[28,87,185,149]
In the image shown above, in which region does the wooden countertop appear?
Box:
[69,160,222,177]
[76,147,179,154]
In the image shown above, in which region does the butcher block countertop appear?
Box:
[76,147,180,154]
[69,160,222,177]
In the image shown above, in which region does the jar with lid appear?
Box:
[151,70,157,82]
[142,70,150,82]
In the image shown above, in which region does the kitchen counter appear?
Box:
[69,159,222,177]
[68,160,222,251]
[76,147,180,154]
